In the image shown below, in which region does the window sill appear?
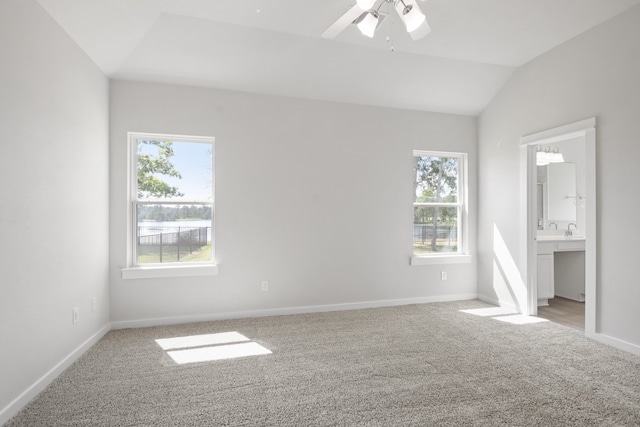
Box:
[121,264,219,280]
[410,254,472,266]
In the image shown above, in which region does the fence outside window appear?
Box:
[413,224,458,253]
[137,226,211,263]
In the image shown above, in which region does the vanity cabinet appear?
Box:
[537,239,585,306]
[537,253,554,301]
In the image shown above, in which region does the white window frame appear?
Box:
[411,150,471,266]
[122,132,218,279]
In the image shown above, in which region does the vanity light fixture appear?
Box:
[536,146,550,166]
[548,147,564,163]
[536,146,564,166]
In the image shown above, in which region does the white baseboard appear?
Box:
[589,331,640,357]
[0,323,111,426]
[111,293,479,329]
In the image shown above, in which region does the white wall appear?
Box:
[109,81,478,325]
[478,5,640,348]
[0,0,110,422]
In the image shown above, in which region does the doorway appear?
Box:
[520,118,596,337]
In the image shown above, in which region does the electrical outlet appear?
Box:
[92,297,97,312]
[73,307,79,324]
[261,281,269,291]
[441,271,447,281]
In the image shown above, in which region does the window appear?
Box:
[126,132,215,274]
[412,151,467,259]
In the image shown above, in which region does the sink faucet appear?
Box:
[548,222,557,230]
[566,223,577,236]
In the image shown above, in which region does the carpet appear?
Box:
[7,300,640,426]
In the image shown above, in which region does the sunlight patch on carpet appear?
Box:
[461,307,549,326]
[491,315,549,325]
[460,307,518,317]
[155,332,272,365]
[155,332,249,350]
[167,342,272,364]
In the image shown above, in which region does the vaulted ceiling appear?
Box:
[37,0,640,115]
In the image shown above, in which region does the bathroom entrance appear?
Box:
[520,118,596,337]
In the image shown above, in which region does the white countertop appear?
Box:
[536,235,585,242]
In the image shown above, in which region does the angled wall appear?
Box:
[0,0,110,422]
[478,5,640,351]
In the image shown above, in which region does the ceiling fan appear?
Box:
[322,0,431,40]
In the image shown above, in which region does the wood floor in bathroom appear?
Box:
[537,296,585,332]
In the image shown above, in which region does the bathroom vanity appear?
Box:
[537,235,585,306]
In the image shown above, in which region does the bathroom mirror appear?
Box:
[546,162,576,221]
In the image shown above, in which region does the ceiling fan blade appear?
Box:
[322,4,365,39]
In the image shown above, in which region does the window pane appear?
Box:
[136,204,213,264]
[414,156,459,203]
[413,206,458,254]
[137,139,212,202]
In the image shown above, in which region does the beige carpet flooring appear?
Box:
[7,300,640,426]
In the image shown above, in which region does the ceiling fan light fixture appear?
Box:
[323,0,430,41]
[357,11,379,38]
[356,0,377,10]
[402,4,426,32]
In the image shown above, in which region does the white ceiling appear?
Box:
[37,0,640,115]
